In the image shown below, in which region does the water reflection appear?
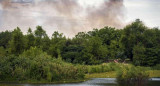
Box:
[0,78,160,86]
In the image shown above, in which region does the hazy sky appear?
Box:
[0,0,160,37]
[124,0,160,28]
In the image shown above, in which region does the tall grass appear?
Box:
[83,63,125,74]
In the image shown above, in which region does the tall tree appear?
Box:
[34,26,47,38]
[48,31,66,58]
[41,35,51,52]
[9,27,25,55]
[82,36,108,64]
[26,28,35,49]
[34,26,47,48]
[132,43,146,66]
[122,19,146,61]
[0,30,12,48]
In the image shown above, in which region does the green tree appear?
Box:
[26,28,35,49]
[133,43,146,66]
[34,26,47,38]
[97,27,117,45]
[9,27,26,55]
[82,36,108,64]
[0,30,12,48]
[0,47,6,57]
[48,31,66,58]
[144,48,160,66]
[41,36,51,52]
[62,45,83,63]
[122,19,146,61]
[34,26,47,48]
[108,40,124,60]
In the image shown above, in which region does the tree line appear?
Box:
[0,19,160,66]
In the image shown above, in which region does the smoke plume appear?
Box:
[0,0,125,37]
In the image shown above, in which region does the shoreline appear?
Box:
[0,70,159,84]
[0,79,89,84]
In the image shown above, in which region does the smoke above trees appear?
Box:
[0,0,125,37]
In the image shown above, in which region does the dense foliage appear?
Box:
[0,19,160,82]
[0,19,159,66]
[0,47,85,82]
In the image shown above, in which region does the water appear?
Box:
[0,78,160,86]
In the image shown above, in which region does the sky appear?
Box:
[124,0,160,28]
[0,0,160,37]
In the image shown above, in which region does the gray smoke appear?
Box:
[0,0,125,37]
[87,0,125,29]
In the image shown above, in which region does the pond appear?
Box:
[0,78,160,86]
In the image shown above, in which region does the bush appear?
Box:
[0,47,85,82]
[116,65,149,86]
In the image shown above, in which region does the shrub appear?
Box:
[0,47,85,82]
[116,65,149,86]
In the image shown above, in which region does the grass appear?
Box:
[148,70,160,78]
[85,70,160,78]
[85,71,116,78]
